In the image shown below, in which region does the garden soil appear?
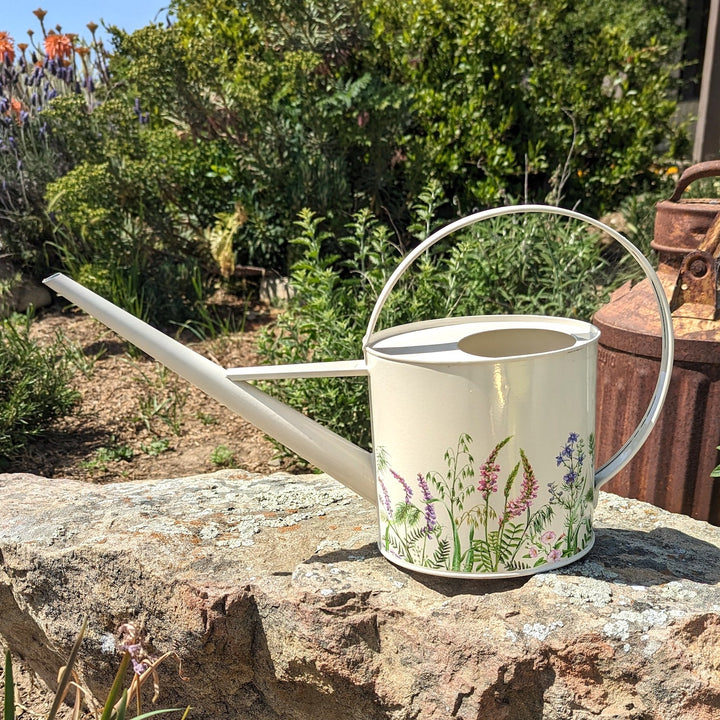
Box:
[9,303,299,484]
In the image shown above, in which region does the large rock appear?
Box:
[0,470,719,719]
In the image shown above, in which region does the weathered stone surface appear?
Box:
[0,470,719,719]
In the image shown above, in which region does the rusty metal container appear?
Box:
[593,161,720,525]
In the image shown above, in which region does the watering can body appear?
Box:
[366,315,600,576]
[44,205,674,580]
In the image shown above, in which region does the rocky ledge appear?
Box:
[0,470,719,720]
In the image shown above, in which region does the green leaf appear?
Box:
[3,650,14,720]
[99,651,132,720]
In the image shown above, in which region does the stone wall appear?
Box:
[0,470,718,719]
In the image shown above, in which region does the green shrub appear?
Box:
[40,24,249,328]
[368,0,688,213]
[172,0,687,268]
[257,185,616,455]
[0,313,80,465]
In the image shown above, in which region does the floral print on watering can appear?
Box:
[377,430,595,576]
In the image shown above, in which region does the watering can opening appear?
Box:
[457,327,577,358]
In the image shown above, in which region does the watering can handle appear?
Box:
[363,204,674,489]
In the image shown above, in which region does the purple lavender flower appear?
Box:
[555,432,583,486]
[390,469,413,504]
[417,473,437,534]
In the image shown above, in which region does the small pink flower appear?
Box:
[528,547,539,558]
[548,548,562,562]
[541,530,557,545]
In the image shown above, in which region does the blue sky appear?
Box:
[0,1,171,47]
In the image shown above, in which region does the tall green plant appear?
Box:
[0,313,80,466]
[257,185,614,455]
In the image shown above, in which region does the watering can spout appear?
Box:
[42,273,377,505]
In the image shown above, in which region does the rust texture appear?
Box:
[652,160,720,272]
[594,161,720,525]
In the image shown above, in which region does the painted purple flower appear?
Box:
[417,473,437,534]
[556,432,584,486]
[504,449,538,520]
[378,476,392,513]
[390,469,413,504]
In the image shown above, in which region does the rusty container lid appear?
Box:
[594,162,720,365]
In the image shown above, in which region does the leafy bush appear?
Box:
[257,184,615,454]
[172,0,687,267]
[369,0,688,212]
[0,313,79,465]
[39,23,261,329]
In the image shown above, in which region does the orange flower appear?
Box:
[9,98,23,123]
[44,31,73,61]
[0,31,15,64]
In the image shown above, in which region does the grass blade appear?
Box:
[100,651,131,720]
[3,650,14,720]
[114,689,128,720]
[47,616,88,720]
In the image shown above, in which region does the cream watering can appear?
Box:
[44,205,674,579]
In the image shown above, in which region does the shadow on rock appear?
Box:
[300,525,720,596]
[578,526,720,586]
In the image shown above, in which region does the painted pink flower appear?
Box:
[548,548,562,562]
[541,530,557,545]
[478,437,510,500]
[504,449,538,519]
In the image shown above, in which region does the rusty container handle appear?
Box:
[669,160,720,202]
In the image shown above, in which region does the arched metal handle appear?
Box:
[363,204,674,489]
